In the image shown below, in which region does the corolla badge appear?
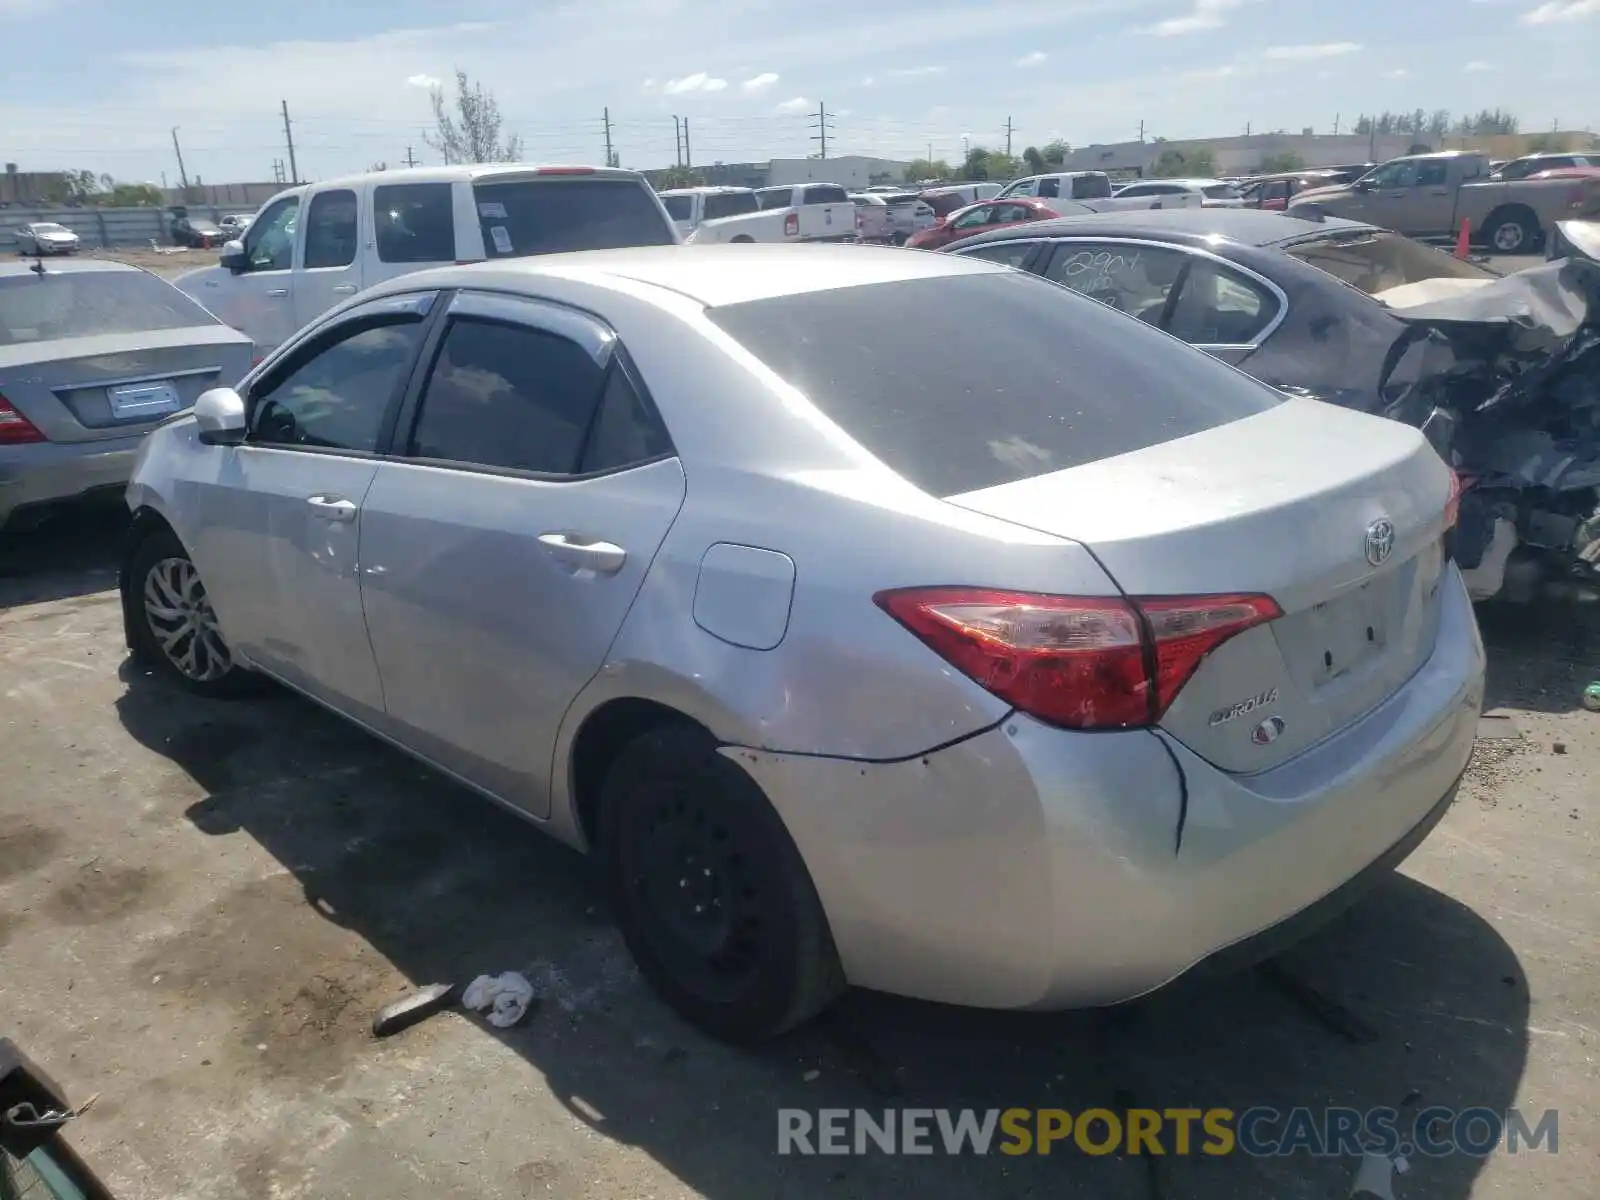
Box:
[1251,716,1287,745]
[1365,517,1396,567]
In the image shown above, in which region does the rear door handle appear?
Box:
[307,494,357,522]
[332,284,357,294]
[266,288,289,297]
[538,533,627,575]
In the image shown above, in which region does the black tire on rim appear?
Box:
[126,528,257,697]
[600,722,844,1043]
[1485,210,1536,255]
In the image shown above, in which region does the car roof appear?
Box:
[948,207,1374,248]
[658,185,753,196]
[0,257,141,277]
[312,162,640,189]
[368,243,1008,308]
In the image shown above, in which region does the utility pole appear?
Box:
[603,107,615,167]
[672,115,682,167]
[403,146,418,168]
[1139,120,1145,143]
[1245,121,1252,136]
[927,142,932,162]
[1333,112,1341,136]
[280,99,299,185]
[1004,116,1014,158]
[683,118,692,168]
[171,127,190,191]
[810,101,833,159]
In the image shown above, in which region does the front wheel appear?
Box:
[600,722,844,1043]
[126,528,257,697]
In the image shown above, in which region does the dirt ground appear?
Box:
[1,506,1596,1200]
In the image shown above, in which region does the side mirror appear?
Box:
[219,239,246,273]
[194,387,247,446]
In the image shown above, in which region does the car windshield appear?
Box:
[472,178,677,256]
[705,270,1282,496]
[1282,230,1496,297]
[661,194,694,220]
[1203,184,1242,200]
[32,223,70,234]
[0,270,219,346]
[703,191,758,219]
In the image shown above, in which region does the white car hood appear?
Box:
[1375,277,1497,308]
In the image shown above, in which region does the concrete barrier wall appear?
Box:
[0,205,257,251]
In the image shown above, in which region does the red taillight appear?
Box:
[874,587,1281,730]
[0,394,46,445]
[784,212,799,237]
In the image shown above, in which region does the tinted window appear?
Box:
[1071,175,1113,199]
[924,192,968,217]
[803,185,849,205]
[1283,229,1495,294]
[243,194,298,272]
[993,203,1035,223]
[408,319,603,473]
[661,194,694,220]
[706,271,1281,496]
[1414,162,1448,187]
[1116,183,1156,197]
[1365,160,1420,189]
[375,182,456,264]
[1165,260,1277,345]
[948,205,993,231]
[1041,241,1191,324]
[0,271,220,347]
[1202,184,1242,200]
[704,191,758,219]
[580,363,674,472]
[954,242,1037,269]
[474,179,675,257]
[1037,177,1061,198]
[755,188,793,210]
[249,319,422,452]
[303,188,358,269]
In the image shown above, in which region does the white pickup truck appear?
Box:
[995,171,1205,211]
[684,183,859,244]
[174,163,678,356]
[657,186,760,238]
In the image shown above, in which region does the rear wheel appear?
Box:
[600,722,844,1043]
[127,528,257,697]
[729,234,756,243]
[1482,208,1538,255]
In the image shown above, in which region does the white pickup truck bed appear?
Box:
[686,183,859,244]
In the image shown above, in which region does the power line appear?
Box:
[810,100,835,159]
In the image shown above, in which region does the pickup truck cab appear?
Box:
[1288,150,1600,255]
[995,172,1116,202]
[175,163,678,355]
[657,186,759,238]
[685,183,858,244]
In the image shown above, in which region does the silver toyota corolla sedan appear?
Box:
[119,244,1485,1043]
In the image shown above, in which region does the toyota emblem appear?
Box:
[1365,517,1396,567]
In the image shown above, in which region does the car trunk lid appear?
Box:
[0,327,252,444]
[944,398,1454,772]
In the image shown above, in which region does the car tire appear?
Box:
[729,235,756,243]
[126,527,259,698]
[891,233,908,246]
[600,721,845,1044]
[1483,208,1538,255]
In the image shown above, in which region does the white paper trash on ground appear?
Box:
[462,971,536,1028]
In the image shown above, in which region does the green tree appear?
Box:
[1151,146,1218,178]
[905,158,952,182]
[1042,139,1070,167]
[425,69,524,164]
[106,183,162,206]
[653,166,702,189]
[1022,145,1046,174]
[1257,150,1306,174]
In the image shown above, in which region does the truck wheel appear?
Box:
[1482,208,1538,255]
[730,235,755,243]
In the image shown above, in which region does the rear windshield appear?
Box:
[0,270,218,347]
[1070,175,1113,199]
[661,194,694,220]
[704,191,758,220]
[705,271,1282,496]
[1203,184,1242,200]
[1283,230,1495,296]
[473,178,676,257]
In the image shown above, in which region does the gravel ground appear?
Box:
[0,506,1596,1200]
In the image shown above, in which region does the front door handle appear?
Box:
[538,533,627,575]
[266,288,289,297]
[307,494,357,522]
[332,284,357,294]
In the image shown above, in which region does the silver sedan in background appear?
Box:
[15,222,81,256]
[119,245,1484,1043]
[1,258,252,531]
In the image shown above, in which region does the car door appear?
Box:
[1399,159,1455,236]
[293,185,364,329]
[189,193,302,354]
[800,185,850,238]
[191,292,437,724]
[1352,159,1419,227]
[357,290,687,817]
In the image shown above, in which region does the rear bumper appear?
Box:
[736,564,1484,1009]
[0,438,142,527]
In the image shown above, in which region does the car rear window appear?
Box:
[473,178,676,257]
[803,185,850,205]
[1071,175,1113,199]
[0,271,218,346]
[705,271,1282,496]
[661,194,694,220]
[1283,230,1495,296]
[704,191,758,220]
[1203,184,1242,200]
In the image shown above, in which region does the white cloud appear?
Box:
[405,73,440,89]
[776,96,811,112]
[886,65,946,78]
[1134,0,1248,36]
[741,71,779,92]
[1017,51,1049,67]
[1522,0,1599,21]
[1463,60,1496,71]
[641,77,656,88]
[663,71,727,94]
[1263,42,1362,59]
[861,76,876,86]
[1383,67,1410,78]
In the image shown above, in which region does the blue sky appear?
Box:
[3,0,1595,185]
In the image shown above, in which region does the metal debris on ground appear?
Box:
[371,983,459,1039]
